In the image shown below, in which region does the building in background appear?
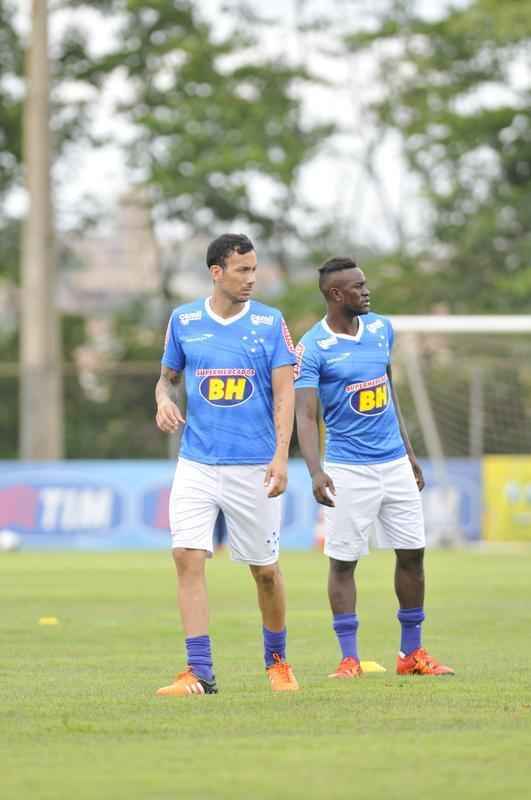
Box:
[59,189,162,315]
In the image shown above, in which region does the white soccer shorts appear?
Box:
[322,455,426,561]
[169,458,282,565]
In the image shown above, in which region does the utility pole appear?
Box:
[20,0,63,459]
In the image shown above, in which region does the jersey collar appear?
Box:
[321,316,365,342]
[205,297,250,326]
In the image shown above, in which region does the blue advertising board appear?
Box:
[0,458,481,550]
[419,459,481,543]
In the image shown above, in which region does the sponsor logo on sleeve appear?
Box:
[179,310,202,326]
[196,368,255,407]
[345,374,390,416]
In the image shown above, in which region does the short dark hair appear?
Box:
[206,233,255,269]
[318,257,358,291]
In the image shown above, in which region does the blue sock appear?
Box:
[185,635,214,681]
[263,626,286,668]
[333,612,359,660]
[397,607,425,655]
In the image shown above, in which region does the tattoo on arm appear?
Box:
[272,367,295,456]
[155,367,181,406]
[274,396,290,450]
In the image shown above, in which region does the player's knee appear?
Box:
[172,547,205,578]
[329,557,357,578]
[250,563,280,592]
[396,547,424,574]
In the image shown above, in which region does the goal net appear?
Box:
[389,315,531,545]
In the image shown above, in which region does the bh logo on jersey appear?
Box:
[197,368,255,407]
[346,375,389,417]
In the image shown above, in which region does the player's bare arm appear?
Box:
[266,364,295,498]
[386,364,424,491]
[155,366,186,433]
[295,387,336,507]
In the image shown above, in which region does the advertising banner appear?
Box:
[0,458,480,551]
[484,456,531,541]
[419,459,481,544]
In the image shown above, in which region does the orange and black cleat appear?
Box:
[328,656,363,679]
[156,668,218,697]
[266,653,300,692]
[396,648,454,676]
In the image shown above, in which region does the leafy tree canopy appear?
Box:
[1,1,334,285]
[0,0,23,203]
[346,0,531,311]
[57,0,334,247]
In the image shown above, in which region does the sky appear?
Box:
[14,0,466,251]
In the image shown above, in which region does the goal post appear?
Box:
[388,315,531,545]
[389,316,531,334]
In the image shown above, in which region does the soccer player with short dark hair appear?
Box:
[155,233,299,695]
[295,257,454,677]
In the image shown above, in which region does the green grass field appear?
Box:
[2,548,530,800]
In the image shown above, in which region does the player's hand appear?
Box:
[409,456,425,491]
[265,456,288,498]
[312,470,336,507]
[156,399,185,433]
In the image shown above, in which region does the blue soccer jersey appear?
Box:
[161,298,296,465]
[295,313,406,465]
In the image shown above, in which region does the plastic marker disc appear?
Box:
[360,660,386,673]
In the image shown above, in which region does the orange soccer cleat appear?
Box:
[266,654,300,692]
[156,668,218,697]
[396,648,455,676]
[328,656,363,679]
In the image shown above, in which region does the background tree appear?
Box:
[0,0,23,286]
[60,0,334,278]
[0,1,336,457]
[346,0,531,312]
